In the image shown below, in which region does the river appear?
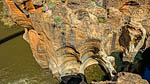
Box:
[0,23,58,84]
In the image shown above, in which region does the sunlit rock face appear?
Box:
[3,0,150,82]
[93,72,149,84]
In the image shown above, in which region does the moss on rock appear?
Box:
[84,64,107,83]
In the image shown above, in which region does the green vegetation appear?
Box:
[84,64,106,83]
[53,16,62,25]
[61,26,66,33]
[0,3,5,18]
[2,7,7,17]
[48,1,56,8]
[125,20,130,24]
[88,1,93,6]
[0,2,15,27]
[99,6,105,8]
[0,3,7,17]
[98,17,105,23]
[0,3,3,13]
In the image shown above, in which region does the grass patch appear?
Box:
[53,16,62,25]
[48,1,56,8]
[98,17,106,23]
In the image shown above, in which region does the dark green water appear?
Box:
[0,24,58,84]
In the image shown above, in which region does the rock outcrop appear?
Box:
[93,72,149,84]
[2,0,150,83]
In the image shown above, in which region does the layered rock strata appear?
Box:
[2,0,150,83]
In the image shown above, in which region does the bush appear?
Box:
[48,1,56,8]
[53,16,62,25]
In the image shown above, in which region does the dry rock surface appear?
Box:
[93,72,149,84]
[2,0,150,83]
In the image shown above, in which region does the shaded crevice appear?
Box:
[34,4,43,9]
[14,2,29,18]
[125,1,140,6]
[119,25,131,50]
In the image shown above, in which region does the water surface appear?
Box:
[0,24,58,84]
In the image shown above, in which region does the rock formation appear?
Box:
[2,0,150,83]
[93,72,149,84]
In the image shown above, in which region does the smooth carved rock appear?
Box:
[2,0,150,82]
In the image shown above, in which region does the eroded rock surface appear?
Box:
[93,72,149,84]
[2,0,150,83]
